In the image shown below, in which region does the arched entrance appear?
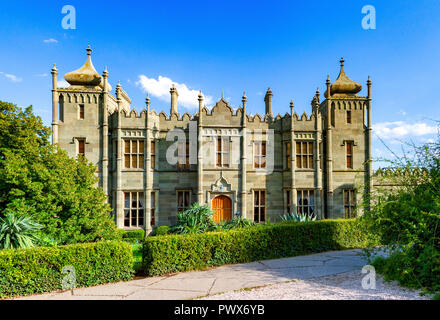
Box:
[212,195,232,223]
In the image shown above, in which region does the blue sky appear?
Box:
[1,0,440,168]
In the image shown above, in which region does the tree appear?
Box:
[0,101,121,244]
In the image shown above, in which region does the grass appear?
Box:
[131,242,143,274]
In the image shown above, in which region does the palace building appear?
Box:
[51,47,373,232]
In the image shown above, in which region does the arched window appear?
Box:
[58,94,64,122]
[331,103,336,127]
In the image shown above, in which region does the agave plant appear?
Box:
[224,217,255,230]
[171,203,217,235]
[280,212,317,222]
[0,213,43,249]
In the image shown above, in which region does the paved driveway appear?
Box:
[16,249,385,300]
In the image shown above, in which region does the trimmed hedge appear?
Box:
[0,241,134,299]
[153,225,171,236]
[142,219,377,276]
[122,230,146,243]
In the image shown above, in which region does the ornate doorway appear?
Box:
[212,195,232,223]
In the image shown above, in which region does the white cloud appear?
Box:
[35,73,48,77]
[373,121,438,140]
[136,75,213,110]
[57,80,69,88]
[43,38,58,43]
[0,72,22,83]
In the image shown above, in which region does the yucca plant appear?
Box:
[0,213,43,249]
[280,212,317,222]
[224,217,255,230]
[172,203,217,235]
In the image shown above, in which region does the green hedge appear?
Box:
[0,241,134,298]
[122,230,146,243]
[153,225,171,236]
[142,219,377,276]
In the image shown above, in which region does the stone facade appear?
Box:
[52,48,373,233]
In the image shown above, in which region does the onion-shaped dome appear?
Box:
[325,58,362,97]
[64,46,102,87]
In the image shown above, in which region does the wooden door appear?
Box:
[212,196,232,223]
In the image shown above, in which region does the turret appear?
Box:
[170,84,179,115]
[264,88,273,117]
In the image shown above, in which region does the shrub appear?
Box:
[142,219,377,276]
[280,212,317,222]
[172,203,217,235]
[154,225,171,236]
[223,217,255,230]
[0,241,134,298]
[362,134,440,295]
[0,213,43,249]
[122,229,145,243]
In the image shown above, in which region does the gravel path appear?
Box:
[200,270,429,300]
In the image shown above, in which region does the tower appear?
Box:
[321,58,372,218]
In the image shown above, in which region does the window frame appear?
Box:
[297,189,315,216]
[78,139,85,156]
[177,190,191,213]
[253,189,266,223]
[151,140,156,169]
[79,104,85,120]
[347,110,352,124]
[124,139,145,170]
[285,142,291,169]
[296,141,314,169]
[123,191,145,228]
[286,189,292,214]
[216,136,231,168]
[346,141,354,169]
[151,191,157,226]
[344,189,356,218]
[254,141,267,169]
[177,141,190,170]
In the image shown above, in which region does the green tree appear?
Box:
[0,101,121,244]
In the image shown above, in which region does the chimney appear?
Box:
[170,84,179,115]
[264,88,273,116]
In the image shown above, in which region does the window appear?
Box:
[297,190,314,215]
[285,142,291,169]
[331,104,335,127]
[124,140,144,169]
[296,141,314,169]
[59,95,64,122]
[177,141,190,170]
[78,139,85,156]
[124,192,144,227]
[177,191,191,212]
[151,191,156,226]
[254,190,266,223]
[151,140,156,169]
[286,190,292,214]
[79,104,84,120]
[344,189,356,218]
[254,141,266,169]
[319,142,323,170]
[216,137,230,168]
[347,110,352,124]
[346,141,354,169]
